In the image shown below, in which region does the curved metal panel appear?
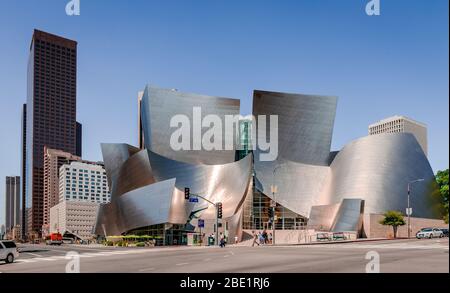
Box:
[323,133,437,218]
[253,90,337,166]
[331,199,365,232]
[113,149,155,199]
[95,179,192,236]
[101,143,140,189]
[254,158,330,218]
[141,86,241,165]
[148,150,253,219]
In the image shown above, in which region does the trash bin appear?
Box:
[208,237,215,246]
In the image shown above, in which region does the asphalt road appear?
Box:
[0,238,448,273]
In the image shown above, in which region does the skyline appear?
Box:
[0,0,448,227]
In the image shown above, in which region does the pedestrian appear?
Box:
[262,229,268,244]
[258,232,264,245]
[219,233,225,248]
[252,231,259,247]
[234,235,239,244]
[268,233,273,245]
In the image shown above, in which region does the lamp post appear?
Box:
[271,165,282,246]
[407,179,424,239]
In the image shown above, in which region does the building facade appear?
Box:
[94,86,439,244]
[58,161,110,204]
[369,115,428,156]
[5,176,21,234]
[48,161,109,240]
[50,201,100,240]
[24,30,82,238]
[43,147,80,228]
[21,104,27,238]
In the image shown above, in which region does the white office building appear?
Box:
[59,161,110,204]
[49,162,110,240]
[50,201,100,240]
[369,115,428,156]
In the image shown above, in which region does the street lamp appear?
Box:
[271,165,282,246]
[407,178,425,239]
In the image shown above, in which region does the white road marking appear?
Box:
[176,262,189,266]
[15,259,38,263]
[27,253,43,257]
[139,267,155,272]
[34,257,58,261]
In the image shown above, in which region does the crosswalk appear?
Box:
[278,241,450,250]
[14,249,154,264]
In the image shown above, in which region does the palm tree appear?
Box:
[379,211,406,238]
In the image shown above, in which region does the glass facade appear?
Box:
[127,224,195,246]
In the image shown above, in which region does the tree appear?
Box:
[436,169,449,224]
[379,210,406,238]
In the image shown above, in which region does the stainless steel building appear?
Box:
[94,86,439,244]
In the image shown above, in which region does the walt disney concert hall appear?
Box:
[94,86,438,245]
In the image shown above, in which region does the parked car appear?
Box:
[0,240,20,264]
[416,228,444,239]
[438,228,449,237]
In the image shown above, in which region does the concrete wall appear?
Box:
[363,213,447,238]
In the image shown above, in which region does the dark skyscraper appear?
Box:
[76,121,82,157]
[21,104,27,238]
[5,176,20,233]
[24,30,80,238]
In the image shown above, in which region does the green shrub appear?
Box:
[136,242,146,247]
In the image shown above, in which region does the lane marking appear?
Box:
[176,263,189,266]
[27,253,43,258]
[34,257,58,262]
[139,267,155,272]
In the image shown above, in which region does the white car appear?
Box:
[0,240,20,264]
[416,228,444,239]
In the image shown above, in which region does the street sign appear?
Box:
[270,200,276,208]
[198,219,205,228]
[406,208,413,216]
[189,197,199,203]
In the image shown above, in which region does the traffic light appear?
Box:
[217,202,223,219]
[184,187,190,200]
[268,208,273,219]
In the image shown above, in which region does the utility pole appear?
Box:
[407,179,424,239]
[271,165,282,246]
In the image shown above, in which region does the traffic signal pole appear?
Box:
[184,187,221,246]
[215,203,219,246]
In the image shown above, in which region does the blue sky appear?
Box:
[0,0,448,226]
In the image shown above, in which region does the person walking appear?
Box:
[252,231,259,247]
[268,233,273,245]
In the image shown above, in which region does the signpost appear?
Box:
[184,187,222,246]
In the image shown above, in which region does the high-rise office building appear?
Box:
[43,147,81,228]
[49,161,110,240]
[24,29,82,238]
[368,115,428,156]
[21,104,27,238]
[137,91,145,149]
[76,122,82,157]
[58,161,110,204]
[5,176,21,233]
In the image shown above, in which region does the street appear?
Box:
[0,238,448,273]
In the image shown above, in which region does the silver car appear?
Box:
[0,240,20,264]
[416,228,444,239]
